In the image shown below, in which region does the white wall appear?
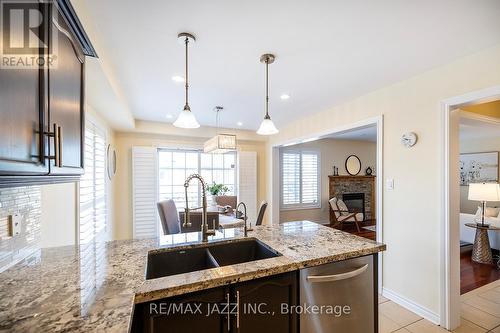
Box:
[279,138,376,223]
[460,136,500,214]
[40,183,77,248]
[266,44,500,320]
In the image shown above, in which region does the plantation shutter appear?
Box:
[281,152,301,205]
[301,153,319,204]
[132,147,159,238]
[237,151,257,222]
[281,150,320,208]
[79,120,107,246]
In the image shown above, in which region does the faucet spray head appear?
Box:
[183,208,191,227]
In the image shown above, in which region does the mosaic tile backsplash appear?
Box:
[0,186,41,272]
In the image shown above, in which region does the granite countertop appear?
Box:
[0,221,385,332]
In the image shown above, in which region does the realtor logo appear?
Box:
[0,0,57,69]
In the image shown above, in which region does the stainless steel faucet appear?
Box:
[236,202,252,237]
[183,174,216,242]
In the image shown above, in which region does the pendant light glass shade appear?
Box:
[204,134,237,154]
[257,116,279,135]
[204,106,237,153]
[257,54,279,136]
[173,32,199,129]
[173,107,200,128]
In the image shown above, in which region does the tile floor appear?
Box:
[380,279,500,332]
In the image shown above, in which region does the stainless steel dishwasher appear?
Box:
[299,255,375,333]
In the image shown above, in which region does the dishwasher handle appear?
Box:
[306,264,368,283]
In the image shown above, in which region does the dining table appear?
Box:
[182,205,245,229]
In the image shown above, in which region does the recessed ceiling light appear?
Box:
[237,121,243,127]
[280,94,290,100]
[171,75,185,83]
[166,114,173,119]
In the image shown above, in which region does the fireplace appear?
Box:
[342,193,365,220]
[329,176,375,225]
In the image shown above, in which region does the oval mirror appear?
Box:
[345,155,361,176]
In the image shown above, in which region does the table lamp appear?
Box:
[468,183,500,227]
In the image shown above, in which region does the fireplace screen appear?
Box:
[342,193,365,220]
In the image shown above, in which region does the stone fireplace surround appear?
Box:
[329,175,376,224]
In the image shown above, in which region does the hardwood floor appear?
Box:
[461,249,500,294]
[330,219,376,241]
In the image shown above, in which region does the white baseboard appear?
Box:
[382,287,440,325]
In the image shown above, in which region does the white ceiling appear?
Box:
[75,0,500,130]
[460,117,500,140]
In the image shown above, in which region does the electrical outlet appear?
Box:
[386,179,395,190]
[9,214,22,236]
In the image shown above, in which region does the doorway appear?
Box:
[459,108,500,294]
[442,85,500,330]
[270,116,384,289]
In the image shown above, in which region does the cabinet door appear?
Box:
[232,272,298,333]
[47,5,84,175]
[136,287,230,333]
[0,4,48,176]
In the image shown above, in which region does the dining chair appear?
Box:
[157,199,181,235]
[329,197,363,232]
[215,195,237,209]
[255,201,268,226]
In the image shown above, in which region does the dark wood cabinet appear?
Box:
[0,0,95,186]
[0,3,48,176]
[133,286,230,333]
[47,5,85,175]
[231,272,298,333]
[132,272,298,333]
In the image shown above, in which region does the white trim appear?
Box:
[270,115,384,293]
[273,116,383,148]
[382,287,440,325]
[441,85,500,330]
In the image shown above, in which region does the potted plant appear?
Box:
[206,182,229,206]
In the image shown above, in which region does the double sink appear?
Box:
[146,238,281,280]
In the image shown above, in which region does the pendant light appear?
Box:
[257,54,279,135]
[204,106,237,154]
[173,32,200,129]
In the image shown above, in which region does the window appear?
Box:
[80,120,107,245]
[280,149,320,209]
[158,149,236,209]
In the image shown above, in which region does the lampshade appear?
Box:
[173,32,199,129]
[204,134,237,154]
[256,54,279,135]
[173,109,200,129]
[257,117,279,135]
[468,183,500,201]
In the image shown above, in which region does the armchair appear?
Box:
[329,197,363,232]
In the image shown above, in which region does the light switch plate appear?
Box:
[9,214,22,236]
[386,179,395,190]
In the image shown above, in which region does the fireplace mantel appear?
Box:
[329,175,376,225]
[328,175,376,179]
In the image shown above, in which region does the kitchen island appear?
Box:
[0,221,385,332]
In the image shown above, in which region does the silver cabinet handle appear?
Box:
[307,264,368,283]
[226,292,231,331]
[236,290,240,328]
[53,123,59,166]
[57,125,62,167]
